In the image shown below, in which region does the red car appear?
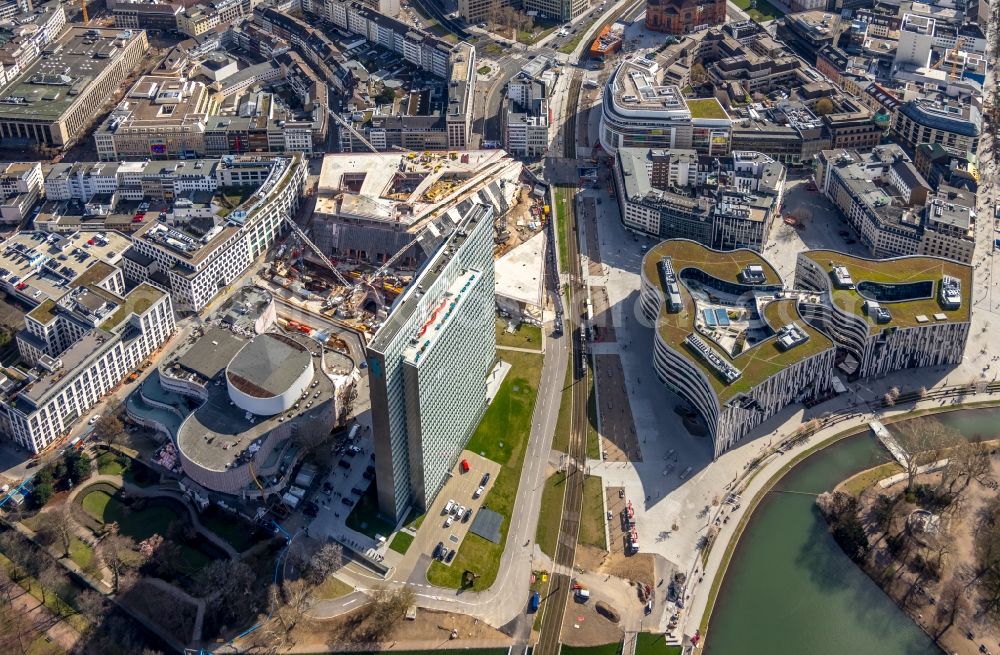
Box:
[460,459,470,473]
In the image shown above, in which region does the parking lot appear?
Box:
[409,451,502,566]
[303,423,380,543]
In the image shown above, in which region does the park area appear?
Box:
[731,0,784,22]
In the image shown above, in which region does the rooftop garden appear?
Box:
[645,241,834,403]
[804,251,972,332]
[100,284,162,331]
[27,298,57,324]
[686,98,729,120]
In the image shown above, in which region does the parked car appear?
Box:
[338,459,351,469]
[445,549,456,563]
[341,497,354,507]
[463,508,473,523]
[434,542,445,559]
[444,516,453,527]
[480,472,491,487]
[474,486,484,499]
[350,487,363,495]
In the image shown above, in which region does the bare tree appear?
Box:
[893,417,959,491]
[942,442,992,497]
[37,565,64,605]
[97,533,137,592]
[933,577,969,639]
[93,412,127,449]
[0,565,40,655]
[352,585,415,641]
[273,579,313,635]
[38,504,75,558]
[75,589,108,623]
[306,542,345,585]
[0,532,40,586]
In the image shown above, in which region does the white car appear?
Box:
[474,486,484,499]
[444,516,453,527]
[444,499,454,515]
[88,415,100,426]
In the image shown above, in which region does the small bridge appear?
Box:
[869,420,909,466]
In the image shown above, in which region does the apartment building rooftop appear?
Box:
[643,240,833,403]
[801,250,972,332]
[0,231,129,303]
[17,282,165,406]
[0,27,144,122]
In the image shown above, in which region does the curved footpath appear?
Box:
[68,473,238,559]
[685,388,1000,647]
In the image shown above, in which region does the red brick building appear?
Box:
[645,0,726,35]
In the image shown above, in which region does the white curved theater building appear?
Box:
[131,286,340,495]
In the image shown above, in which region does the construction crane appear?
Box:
[281,216,355,291]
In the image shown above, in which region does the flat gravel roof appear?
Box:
[227,332,312,398]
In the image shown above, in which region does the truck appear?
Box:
[528,592,541,613]
[348,424,360,441]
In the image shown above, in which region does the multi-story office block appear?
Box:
[794,251,971,380]
[522,0,588,21]
[600,58,731,156]
[639,240,836,457]
[614,148,785,251]
[0,27,147,148]
[367,202,496,522]
[640,239,972,457]
[815,146,975,263]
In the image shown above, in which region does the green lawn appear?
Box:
[67,537,94,571]
[477,65,491,75]
[96,453,125,476]
[554,186,573,271]
[634,633,682,655]
[558,16,599,54]
[426,351,544,590]
[495,318,543,351]
[388,531,414,555]
[561,643,623,655]
[81,490,181,542]
[0,552,90,634]
[199,507,259,552]
[536,472,567,557]
[731,0,784,22]
[346,483,396,539]
[313,576,353,600]
[579,475,606,550]
[517,23,557,44]
[838,461,903,497]
[553,354,574,453]
[79,489,209,575]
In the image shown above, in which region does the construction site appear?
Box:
[261,148,551,336]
